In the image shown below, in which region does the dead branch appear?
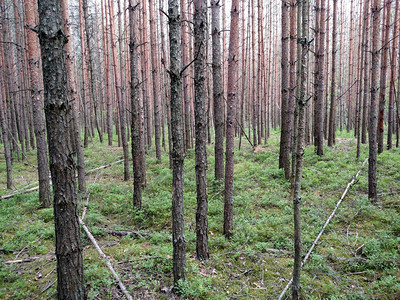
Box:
[106,229,150,238]
[85,159,124,174]
[0,159,124,201]
[3,254,55,264]
[79,218,133,300]
[278,158,368,300]
[377,190,400,196]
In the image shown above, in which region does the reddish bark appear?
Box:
[24,0,51,207]
[224,0,239,238]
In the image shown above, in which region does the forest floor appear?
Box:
[0,130,400,299]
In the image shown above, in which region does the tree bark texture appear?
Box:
[388,0,399,150]
[149,0,162,162]
[313,0,325,156]
[292,0,308,298]
[362,0,370,144]
[0,25,12,189]
[61,0,86,194]
[223,0,239,238]
[369,0,381,203]
[211,0,224,181]
[168,0,187,285]
[328,0,338,147]
[130,1,146,210]
[279,0,291,178]
[194,0,209,261]
[377,0,391,154]
[24,0,51,208]
[37,0,86,298]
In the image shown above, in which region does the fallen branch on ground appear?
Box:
[3,254,55,264]
[278,158,368,300]
[0,159,124,201]
[106,229,150,238]
[79,218,133,300]
[85,159,124,174]
[377,190,400,197]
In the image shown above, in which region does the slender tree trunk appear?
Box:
[0,27,12,189]
[388,0,399,150]
[193,0,209,261]
[108,0,129,181]
[369,0,381,203]
[168,0,187,286]
[24,0,51,207]
[211,0,224,181]
[223,0,239,238]
[130,1,146,209]
[250,0,257,146]
[12,0,28,156]
[102,0,113,146]
[347,0,355,132]
[149,0,162,162]
[289,0,297,150]
[82,0,103,144]
[324,2,330,140]
[61,0,86,194]
[356,0,366,158]
[328,0,338,147]
[377,0,391,154]
[279,0,291,178]
[292,0,309,297]
[38,0,86,298]
[362,0,371,144]
[314,0,325,155]
[79,0,90,148]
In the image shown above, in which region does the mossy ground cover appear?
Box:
[1,130,399,299]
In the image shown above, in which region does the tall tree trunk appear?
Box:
[0,25,12,189]
[82,0,103,144]
[130,1,146,209]
[148,0,162,162]
[257,0,264,144]
[251,0,257,146]
[61,0,86,194]
[279,0,291,178]
[108,0,129,181]
[388,0,399,150]
[24,0,51,207]
[369,0,381,203]
[37,0,86,298]
[168,0,187,286]
[223,0,239,238]
[193,0,209,261]
[356,0,367,158]
[12,0,28,156]
[314,0,325,155]
[347,0,355,132]
[79,0,90,148]
[289,0,297,150]
[211,0,224,181]
[140,0,153,150]
[292,0,309,297]
[324,1,330,140]
[362,0,371,144]
[181,0,191,150]
[377,0,391,154]
[102,0,113,146]
[328,0,338,147]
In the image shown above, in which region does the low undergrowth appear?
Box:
[1,130,399,299]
